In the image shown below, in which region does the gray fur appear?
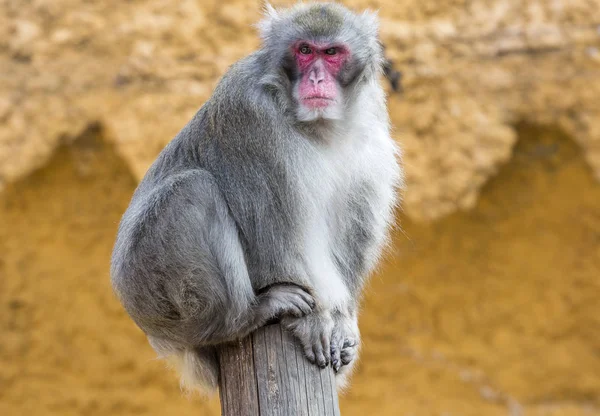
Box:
[111,2,403,392]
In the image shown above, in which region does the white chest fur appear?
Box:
[295,105,401,310]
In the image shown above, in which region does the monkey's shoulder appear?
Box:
[203,67,283,140]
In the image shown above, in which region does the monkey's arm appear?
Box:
[199,86,316,293]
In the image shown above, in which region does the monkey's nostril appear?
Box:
[309,71,325,85]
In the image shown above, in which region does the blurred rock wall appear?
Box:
[1,0,600,220]
[1,0,600,415]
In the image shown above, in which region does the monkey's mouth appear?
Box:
[302,96,334,108]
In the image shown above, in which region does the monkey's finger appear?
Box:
[292,295,315,316]
[313,343,328,368]
[287,304,305,318]
[304,345,316,364]
[265,284,314,305]
[296,290,316,310]
[284,286,316,310]
[282,284,312,298]
[274,291,313,317]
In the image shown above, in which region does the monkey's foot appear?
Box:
[282,312,334,368]
[330,316,360,373]
[254,284,315,325]
[331,338,358,372]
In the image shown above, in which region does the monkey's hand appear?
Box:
[330,311,360,380]
[253,284,316,326]
[281,312,335,368]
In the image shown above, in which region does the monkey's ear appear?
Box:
[256,2,280,40]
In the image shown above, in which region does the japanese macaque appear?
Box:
[111,2,403,392]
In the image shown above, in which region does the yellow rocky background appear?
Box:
[1,0,599,415]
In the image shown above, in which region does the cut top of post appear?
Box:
[218,324,341,416]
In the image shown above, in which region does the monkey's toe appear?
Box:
[303,345,316,363]
[331,345,341,372]
[282,312,334,370]
[314,347,328,368]
[300,331,330,368]
[330,327,344,372]
[340,338,358,366]
[342,338,357,349]
[314,331,331,368]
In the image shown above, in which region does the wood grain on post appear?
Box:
[218,324,341,416]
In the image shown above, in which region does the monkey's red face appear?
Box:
[293,41,350,114]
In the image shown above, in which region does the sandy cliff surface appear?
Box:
[1,1,600,415]
[1,0,599,219]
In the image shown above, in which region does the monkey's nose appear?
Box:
[309,71,325,85]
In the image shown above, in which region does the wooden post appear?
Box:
[218,324,341,416]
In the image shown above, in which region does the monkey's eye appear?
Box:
[299,45,312,55]
[324,47,337,55]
